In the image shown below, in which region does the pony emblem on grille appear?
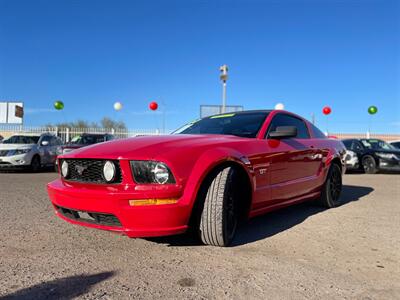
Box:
[75,165,87,175]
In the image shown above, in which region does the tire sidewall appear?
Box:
[362,155,377,174]
[31,155,41,172]
[222,169,238,245]
[322,164,343,208]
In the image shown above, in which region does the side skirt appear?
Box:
[248,191,321,219]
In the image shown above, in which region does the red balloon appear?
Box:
[322,106,331,115]
[149,101,158,111]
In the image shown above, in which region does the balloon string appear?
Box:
[326,116,329,135]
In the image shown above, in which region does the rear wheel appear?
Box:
[30,155,41,172]
[318,163,342,208]
[362,155,377,174]
[199,167,239,247]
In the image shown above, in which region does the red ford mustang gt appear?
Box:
[48,110,346,246]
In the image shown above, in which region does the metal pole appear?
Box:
[219,65,228,114]
[222,81,227,113]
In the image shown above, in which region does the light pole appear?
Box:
[219,65,228,113]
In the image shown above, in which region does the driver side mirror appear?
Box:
[41,141,49,146]
[268,126,297,139]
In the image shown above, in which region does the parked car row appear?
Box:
[342,138,400,173]
[0,133,115,171]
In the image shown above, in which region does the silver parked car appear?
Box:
[0,133,63,171]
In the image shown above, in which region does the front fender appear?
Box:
[180,146,254,213]
[324,143,346,177]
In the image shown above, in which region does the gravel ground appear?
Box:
[0,172,399,299]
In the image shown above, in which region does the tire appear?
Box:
[362,155,378,174]
[318,163,343,208]
[199,167,239,247]
[30,155,41,172]
[54,160,59,173]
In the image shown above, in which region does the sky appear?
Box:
[0,0,399,133]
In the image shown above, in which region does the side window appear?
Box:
[310,123,327,138]
[50,137,62,146]
[266,114,310,139]
[342,140,352,149]
[351,141,363,151]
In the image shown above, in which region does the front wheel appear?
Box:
[362,155,378,174]
[318,163,343,208]
[199,167,238,247]
[30,155,41,172]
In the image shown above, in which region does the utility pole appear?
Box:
[311,113,316,125]
[219,65,228,113]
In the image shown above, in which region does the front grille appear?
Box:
[56,205,122,227]
[61,159,122,184]
[0,150,9,156]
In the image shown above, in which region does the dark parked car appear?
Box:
[62,133,115,154]
[389,140,400,149]
[342,138,400,173]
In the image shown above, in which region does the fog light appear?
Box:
[103,161,116,182]
[129,198,178,206]
[61,161,69,177]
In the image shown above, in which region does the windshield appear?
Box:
[174,112,269,138]
[3,135,40,144]
[70,135,105,145]
[360,139,396,150]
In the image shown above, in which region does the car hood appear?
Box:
[0,144,35,150]
[62,134,247,159]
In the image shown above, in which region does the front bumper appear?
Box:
[47,179,190,237]
[0,153,33,168]
[378,160,400,172]
[344,155,359,170]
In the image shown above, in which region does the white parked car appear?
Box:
[344,149,359,171]
[0,133,63,171]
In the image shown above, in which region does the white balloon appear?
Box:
[274,103,285,110]
[113,102,123,111]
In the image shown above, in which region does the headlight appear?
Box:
[345,150,356,161]
[376,152,396,160]
[63,148,74,154]
[8,148,31,156]
[61,161,69,177]
[130,161,175,184]
[103,161,116,182]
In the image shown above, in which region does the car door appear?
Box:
[48,136,62,164]
[38,135,52,165]
[265,113,315,204]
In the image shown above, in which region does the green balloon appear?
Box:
[368,105,378,115]
[54,100,64,110]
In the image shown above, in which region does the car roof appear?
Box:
[204,110,273,119]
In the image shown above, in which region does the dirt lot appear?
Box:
[0,172,399,299]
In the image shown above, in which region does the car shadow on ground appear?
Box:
[148,184,374,247]
[0,271,115,300]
